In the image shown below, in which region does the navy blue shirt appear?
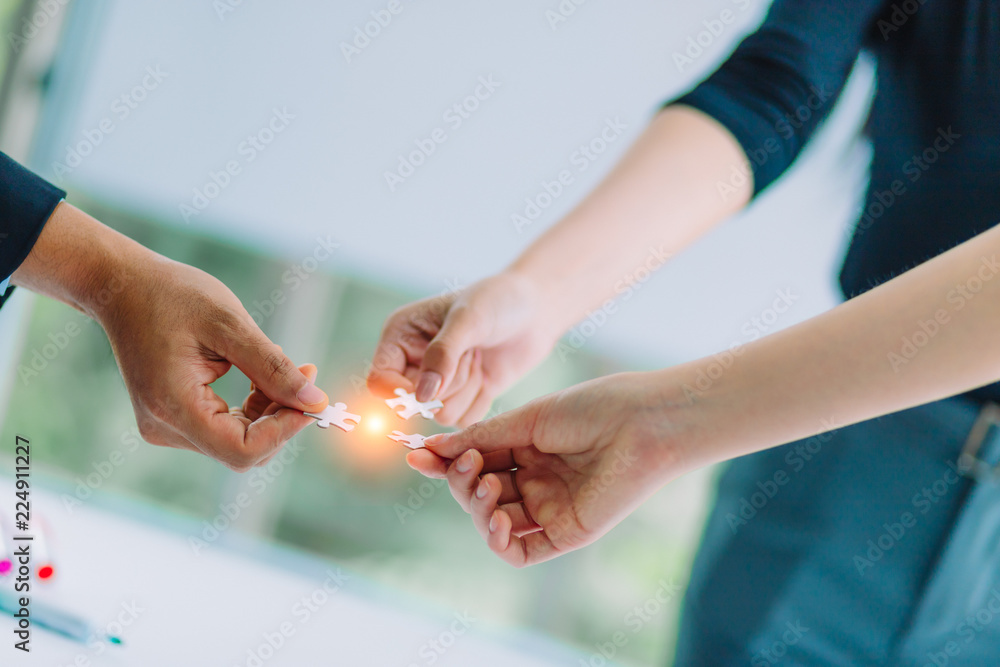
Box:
[676,0,1000,400]
[0,152,66,308]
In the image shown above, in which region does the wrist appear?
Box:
[640,362,745,476]
[645,336,838,475]
[500,262,585,340]
[493,267,571,341]
[12,203,162,326]
[601,370,711,484]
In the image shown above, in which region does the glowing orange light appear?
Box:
[318,395,403,475]
[365,415,386,435]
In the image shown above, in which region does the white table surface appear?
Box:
[0,477,585,666]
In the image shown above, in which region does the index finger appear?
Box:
[423,399,541,459]
[367,338,414,398]
[244,363,319,421]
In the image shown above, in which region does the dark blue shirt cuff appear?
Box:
[0,152,67,309]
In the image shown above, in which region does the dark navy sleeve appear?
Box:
[0,152,67,310]
[673,0,887,195]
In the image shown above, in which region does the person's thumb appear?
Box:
[225,328,329,412]
[423,399,540,459]
[417,305,485,402]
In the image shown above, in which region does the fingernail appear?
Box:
[489,512,498,533]
[456,450,474,474]
[416,372,442,402]
[476,478,488,499]
[296,382,327,406]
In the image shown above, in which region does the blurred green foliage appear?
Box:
[0,0,18,77]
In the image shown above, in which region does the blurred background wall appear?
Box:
[0,1,875,663]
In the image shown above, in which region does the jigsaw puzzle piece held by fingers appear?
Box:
[387,431,427,450]
[384,388,443,420]
[304,403,361,432]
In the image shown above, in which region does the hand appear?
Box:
[408,373,687,566]
[13,204,330,472]
[99,258,330,471]
[367,272,562,427]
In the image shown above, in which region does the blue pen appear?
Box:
[0,587,123,645]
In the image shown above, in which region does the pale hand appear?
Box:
[367,272,561,427]
[409,373,685,566]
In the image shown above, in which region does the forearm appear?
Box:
[669,224,1000,472]
[11,202,166,324]
[507,105,752,334]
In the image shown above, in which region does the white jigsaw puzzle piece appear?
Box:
[304,403,361,432]
[387,431,427,450]
[385,388,443,420]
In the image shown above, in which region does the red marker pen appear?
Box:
[32,514,55,582]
